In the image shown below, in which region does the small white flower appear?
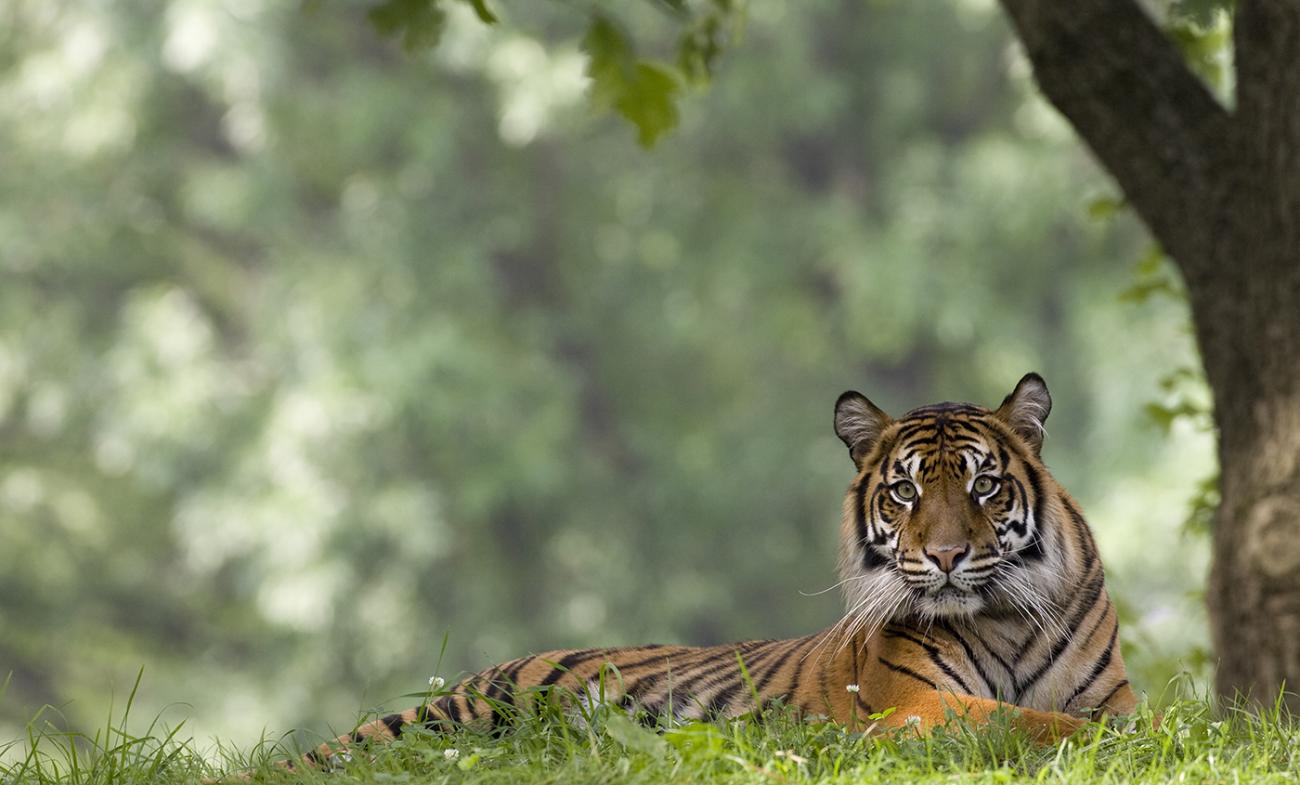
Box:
[904,715,922,728]
[428,676,446,690]
[443,748,459,761]
[845,684,860,693]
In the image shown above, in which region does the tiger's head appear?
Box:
[833,373,1078,625]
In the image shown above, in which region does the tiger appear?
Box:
[290,373,1135,769]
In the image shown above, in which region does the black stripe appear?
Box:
[863,491,890,569]
[856,693,876,716]
[1090,679,1130,715]
[948,418,980,433]
[893,422,936,442]
[480,666,512,708]
[642,701,671,723]
[627,668,662,700]
[703,680,744,718]
[1019,530,1045,561]
[606,649,676,678]
[968,627,1016,677]
[873,489,894,534]
[1021,461,1045,540]
[682,651,759,698]
[879,657,937,689]
[679,641,779,700]
[536,645,670,688]
[818,643,830,709]
[1065,620,1120,706]
[787,637,815,710]
[422,698,457,729]
[1003,476,1030,540]
[441,695,464,724]
[381,712,405,738]
[753,639,803,697]
[1015,575,1107,692]
[882,627,973,694]
[902,403,981,418]
[854,481,872,551]
[934,621,997,698]
[538,650,609,687]
[616,648,699,703]
[484,659,529,729]
[1064,500,1102,563]
[1064,500,1090,532]
[882,626,931,648]
[669,651,745,692]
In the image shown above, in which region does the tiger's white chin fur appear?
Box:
[916,587,985,617]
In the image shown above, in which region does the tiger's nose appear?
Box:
[923,544,970,573]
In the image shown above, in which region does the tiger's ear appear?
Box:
[834,391,893,468]
[994,372,1052,456]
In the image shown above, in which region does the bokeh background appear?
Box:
[0,0,1214,754]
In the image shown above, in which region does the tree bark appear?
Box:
[997,0,1300,707]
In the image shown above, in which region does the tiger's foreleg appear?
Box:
[876,691,1088,741]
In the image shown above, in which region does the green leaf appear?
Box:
[584,16,635,104]
[583,16,681,147]
[1085,194,1124,221]
[463,0,497,24]
[618,63,680,147]
[604,711,669,756]
[1170,0,1232,27]
[1164,0,1231,90]
[1183,473,1220,536]
[664,722,726,760]
[1118,246,1184,304]
[1134,245,1166,277]
[369,0,446,53]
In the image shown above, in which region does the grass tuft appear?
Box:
[5,678,1300,784]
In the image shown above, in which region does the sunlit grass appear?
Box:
[4,675,1300,785]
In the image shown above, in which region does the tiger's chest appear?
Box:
[868,615,1113,714]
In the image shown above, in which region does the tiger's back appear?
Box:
[294,374,1134,769]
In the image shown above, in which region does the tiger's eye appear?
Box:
[892,480,918,501]
[973,476,998,495]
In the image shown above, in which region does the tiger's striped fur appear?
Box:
[295,374,1134,768]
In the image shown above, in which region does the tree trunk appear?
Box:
[996,0,1300,707]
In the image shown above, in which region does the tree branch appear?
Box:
[996,0,1231,274]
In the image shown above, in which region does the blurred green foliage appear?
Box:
[0,0,1212,752]
[365,0,740,146]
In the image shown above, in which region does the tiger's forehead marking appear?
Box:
[889,404,998,481]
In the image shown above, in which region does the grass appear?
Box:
[5,677,1300,785]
